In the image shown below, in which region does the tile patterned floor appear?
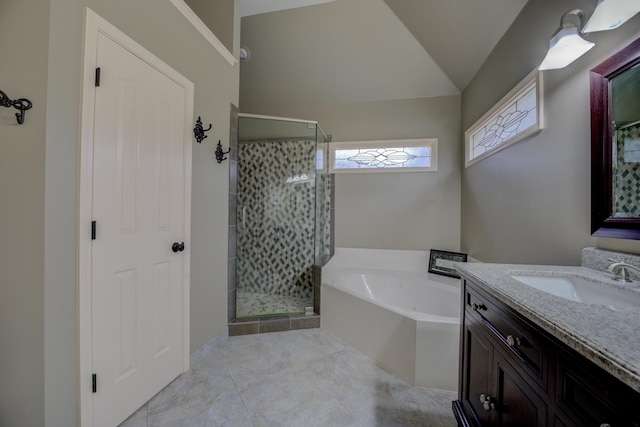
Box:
[236,292,311,317]
[118,328,457,427]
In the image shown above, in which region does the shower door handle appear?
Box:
[242,206,247,230]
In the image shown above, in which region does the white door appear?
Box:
[88,27,192,427]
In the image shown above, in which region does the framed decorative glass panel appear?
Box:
[329,138,438,173]
[465,70,544,167]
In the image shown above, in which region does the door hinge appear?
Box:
[95,67,101,87]
[92,373,97,393]
[91,221,96,240]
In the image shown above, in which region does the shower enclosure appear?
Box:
[233,114,331,320]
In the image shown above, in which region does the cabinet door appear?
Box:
[493,350,547,427]
[461,317,494,426]
[556,351,640,426]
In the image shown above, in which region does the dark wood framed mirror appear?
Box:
[591,37,640,239]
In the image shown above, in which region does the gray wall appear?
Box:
[185,0,235,53]
[0,1,239,426]
[461,0,640,265]
[0,1,50,426]
[267,96,462,252]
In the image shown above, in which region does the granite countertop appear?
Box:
[454,262,640,393]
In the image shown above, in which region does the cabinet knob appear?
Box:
[506,335,521,347]
[471,302,487,311]
[479,394,495,412]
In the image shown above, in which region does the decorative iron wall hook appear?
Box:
[193,116,212,143]
[0,90,32,125]
[215,140,230,163]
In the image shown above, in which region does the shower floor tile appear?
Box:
[236,291,311,317]
[118,329,457,427]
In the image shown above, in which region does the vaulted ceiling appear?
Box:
[239,0,528,112]
[383,0,528,90]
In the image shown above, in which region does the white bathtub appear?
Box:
[321,248,461,391]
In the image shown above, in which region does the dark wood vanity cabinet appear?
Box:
[453,278,640,427]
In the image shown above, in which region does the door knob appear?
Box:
[172,242,185,252]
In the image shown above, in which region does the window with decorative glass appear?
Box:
[465,70,544,167]
[329,139,438,173]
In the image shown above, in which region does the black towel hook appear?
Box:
[193,116,212,143]
[0,90,32,125]
[215,140,231,163]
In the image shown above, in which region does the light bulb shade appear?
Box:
[583,0,640,33]
[538,27,595,70]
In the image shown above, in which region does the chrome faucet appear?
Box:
[606,259,640,282]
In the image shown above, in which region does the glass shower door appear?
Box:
[314,127,331,263]
[236,116,318,318]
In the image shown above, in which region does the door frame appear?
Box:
[78,8,194,426]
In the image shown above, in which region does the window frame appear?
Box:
[329,138,438,174]
[465,69,544,168]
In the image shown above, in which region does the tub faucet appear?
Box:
[606,259,640,282]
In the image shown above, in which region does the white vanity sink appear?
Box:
[511,274,640,310]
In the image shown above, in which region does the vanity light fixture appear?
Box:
[583,0,640,33]
[538,9,595,71]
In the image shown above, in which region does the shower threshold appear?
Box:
[236,291,310,318]
[230,292,319,336]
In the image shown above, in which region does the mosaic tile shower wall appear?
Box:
[614,124,640,217]
[237,139,317,303]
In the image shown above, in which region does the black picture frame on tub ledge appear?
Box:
[428,249,467,278]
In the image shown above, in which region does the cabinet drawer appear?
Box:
[465,283,548,389]
[556,351,640,426]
